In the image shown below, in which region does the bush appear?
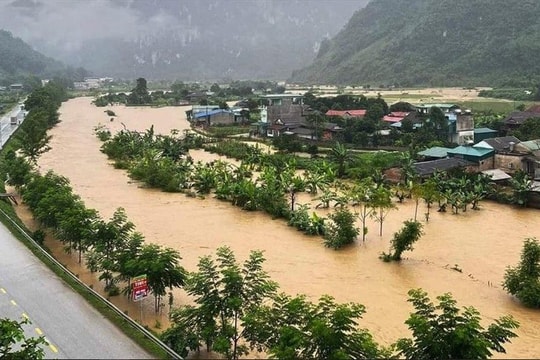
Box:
[324,207,359,249]
[32,229,46,245]
[503,238,540,308]
[381,220,423,262]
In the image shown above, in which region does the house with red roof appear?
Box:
[382,111,410,123]
[325,109,366,118]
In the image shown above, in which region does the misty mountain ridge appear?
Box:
[2,0,368,81]
[0,29,87,85]
[290,0,540,87]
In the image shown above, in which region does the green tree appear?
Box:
[503,238,540,308]
[0,317,47,359]
[127,77,151,105]
[1,150,33,188]
[509,170,533,207]
[133,244,186,313]
[350,178,376,242]
[324,207,359,249]
[370,185,396,236]
[244,293,386,359]
[85,208,135,290]
[395,289,519,360]
[381,220,423,262]
[15,110,52,163]
[428,106,449,142]
[56,205,99,263]
[511,117,540,141]
[166,246,277,360]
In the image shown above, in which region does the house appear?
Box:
[415,103,460,115]
[417,146,453,160]
[520,139,540,179]
[397,104,473,145]
[191,109,236,127]
[447,109,474,145]
[413,158,474,178]
[9,84,23,91]
[185,105,221,121]
[267,118,304,138]
[382,111,409,124]
[447,146,494,171]
[481,169,512,183]
[184,92,208,104]
[325,109,367,118]
[474,127,498,143]
[474,136,529,174]
[502,105,540,133]
[260,94,309,137]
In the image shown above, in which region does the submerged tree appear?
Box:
[370,185,396,236]
[395,289,519,359]
[381,220,423,262]
[324,207,359,250]
[503,237,540,308]
[127,77,151,105]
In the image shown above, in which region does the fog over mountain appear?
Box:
[2,0,368,80]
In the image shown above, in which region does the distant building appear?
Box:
[502,105,540,133]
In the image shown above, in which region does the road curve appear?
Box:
[0,221,153,359]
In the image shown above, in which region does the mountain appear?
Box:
[0,0,368,81]
[289,0,540,87]
[0,29,87,86]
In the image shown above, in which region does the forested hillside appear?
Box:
[0,30,87,87]
[290,0,540,87]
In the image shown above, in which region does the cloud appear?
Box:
[1,0,140,51]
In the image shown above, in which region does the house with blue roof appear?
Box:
[191,108,237,126]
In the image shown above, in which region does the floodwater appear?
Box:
[15,97,540,358]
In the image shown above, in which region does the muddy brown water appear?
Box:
[14,97,540,358]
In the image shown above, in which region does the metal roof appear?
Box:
[448,146,494,157]
[193,109,231,119]
[413,158,472,176]
[418,147,452,158]
[482,169,512,181]
[474,127,497,134]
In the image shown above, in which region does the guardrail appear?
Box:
[0,208,183,359]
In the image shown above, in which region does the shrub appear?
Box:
[323,207,359,249]
[503,238,540,308]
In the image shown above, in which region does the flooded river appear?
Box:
[17,97,540,358]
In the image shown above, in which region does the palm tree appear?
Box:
[328,142,353,178]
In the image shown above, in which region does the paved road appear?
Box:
[0,222,153,359]
[0,102,25,146]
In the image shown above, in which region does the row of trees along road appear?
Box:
[2,83,186,313]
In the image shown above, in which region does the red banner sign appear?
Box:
[132,274,149,301]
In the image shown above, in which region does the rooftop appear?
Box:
[325,109,367,117]
[448,146,494,157]
[418,146,452,159]
[413,158,472,177]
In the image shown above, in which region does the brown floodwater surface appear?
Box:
[20,97,540,358]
